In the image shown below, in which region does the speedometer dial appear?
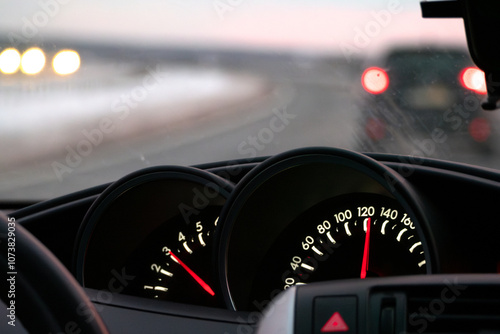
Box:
[219,147,435,311]
[250,194,428,304]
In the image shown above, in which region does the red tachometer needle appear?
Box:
[169,252,215,296]
[360,217,371,279]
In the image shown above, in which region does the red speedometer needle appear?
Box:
[169,252,215,296]
[360,217,371,279]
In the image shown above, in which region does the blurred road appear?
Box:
[0,50,499,200]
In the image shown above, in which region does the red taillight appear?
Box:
[365,117,386,141]
[468,117,491,142]
[459,67,487,94]
[362,67,389,94]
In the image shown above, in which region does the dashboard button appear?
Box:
[314,296,357,334]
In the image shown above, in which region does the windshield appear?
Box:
[0,0,496,200]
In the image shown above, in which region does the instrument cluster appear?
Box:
[75,147,436,311]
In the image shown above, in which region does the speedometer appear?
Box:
[249,194,428,304]
[219,147,435,311]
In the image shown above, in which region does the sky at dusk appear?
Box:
[0,0,468,54]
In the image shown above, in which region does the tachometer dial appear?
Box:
[126,207,221,306]
[76,166,233,308]
[250,194,428,305]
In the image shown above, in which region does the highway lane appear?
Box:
[1,54,499,200]
[128,60,359,166]
[0,56,361,199]
[69,56,500,177]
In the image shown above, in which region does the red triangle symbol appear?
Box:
[321,312,349,332]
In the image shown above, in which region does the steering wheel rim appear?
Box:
[0,212,109,334]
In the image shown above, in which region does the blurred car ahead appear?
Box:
[357,47,493,154]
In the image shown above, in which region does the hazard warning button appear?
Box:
[321,312,349,332]
[314,297,357,334]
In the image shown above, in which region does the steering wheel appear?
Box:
[0,212,109,333]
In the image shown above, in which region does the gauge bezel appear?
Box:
[217,147,438,311]
[74,165,234,307]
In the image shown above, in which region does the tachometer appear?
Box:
[126,206,221,306]
[75,166,233,308]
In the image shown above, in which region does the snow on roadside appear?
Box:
[0,64,268,169]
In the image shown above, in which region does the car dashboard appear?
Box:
[5,147,500,333]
